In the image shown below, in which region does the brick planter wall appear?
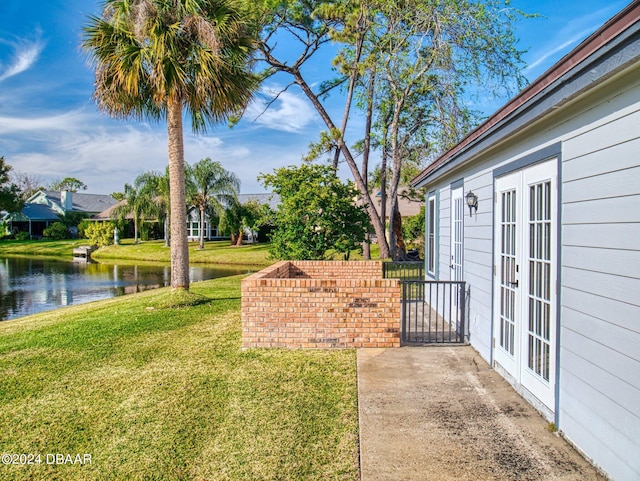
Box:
[242,261,401,349]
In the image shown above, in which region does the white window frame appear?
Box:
[427,191,437,277]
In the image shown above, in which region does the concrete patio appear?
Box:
[357,346,607,481]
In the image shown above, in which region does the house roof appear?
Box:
[93,200,127,220]
[38,191,119,214]
[238,193,280,210]
[372,192,422,218]
[7,203,60,222]
[412,1,640,188]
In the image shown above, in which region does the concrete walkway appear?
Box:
[357,346,606,481]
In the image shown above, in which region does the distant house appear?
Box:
[3,190,119,238]
[186,193,279,242]
[372,190,423,219]
[412,4,639,480]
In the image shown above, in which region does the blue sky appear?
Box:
[0,0,630,195]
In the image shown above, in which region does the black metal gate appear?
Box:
[383,262,468,344]
[401,280,467,344]
[382,261,424,280]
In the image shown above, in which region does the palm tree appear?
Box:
[112,183,154,244]
[186,158,239,249]
[135,168,171,246]
[83,0,257,290]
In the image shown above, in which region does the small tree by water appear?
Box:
[260,164,371,260]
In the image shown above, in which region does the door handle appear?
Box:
[509,280,519,288]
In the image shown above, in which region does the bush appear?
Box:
[43,222,69,240]
[15,231,30,241]
[84,221,115,247]
[403,206,425,256]
[260,164,370,260]
[78,220,92,239]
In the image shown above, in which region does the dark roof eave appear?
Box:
[412,1,640,188]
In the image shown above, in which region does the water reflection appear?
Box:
[0,257,252,321]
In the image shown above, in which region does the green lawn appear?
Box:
[0,238,382,265]
[0,239,274,267]
[94,239,274,266]
[0,277,359,480]
[0,239,88,258]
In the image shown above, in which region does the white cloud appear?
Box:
[523,4,627,78]
[524,27,595,74]
[0,110,90,135]
[244,86,317,133]
[0,106,309,195]
[0,30,45,82]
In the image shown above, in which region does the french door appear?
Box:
[450,186,463,284]
[493,159,557,411]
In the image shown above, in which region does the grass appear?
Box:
[94,240,274,266]
[0,239,274,267]
[0,277,359,480]
[0,238,383,265]
[0,239,88,258]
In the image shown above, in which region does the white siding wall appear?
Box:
[422,67,640,480]
[461,171,494,361]
[559,97,640,481]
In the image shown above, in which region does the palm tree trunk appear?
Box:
[167,98,190,290]
[199,207,205,249]
[164,212,169,247]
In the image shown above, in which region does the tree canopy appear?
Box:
[50,177,88,192]
[0,157,24,214]
[256,0,529,259]
[260,164,371,260]
[186,158,240,249]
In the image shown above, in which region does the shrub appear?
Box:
[43,222,69,240]
[84,221,115,247]
[15,231,30,241]
[403,206,425,257]
[78,219,92,239]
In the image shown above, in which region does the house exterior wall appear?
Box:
[420,63,640,480]
[557,83,640,481]
[186,208,219,240]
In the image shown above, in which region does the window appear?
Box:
[427,192,437,276]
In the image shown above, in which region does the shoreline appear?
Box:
[0,239,273,267]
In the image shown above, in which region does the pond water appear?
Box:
[0,256,254,322]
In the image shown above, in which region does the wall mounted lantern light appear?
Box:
[465,191,478,217]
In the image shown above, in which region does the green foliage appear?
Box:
[43,222,70,240]
[82,0,258,133]
[58,211,89,228]
[84,222,116,247]
[112,183,158,244]
[78,220,92,239]
[134,168,171,245]
[257,0,531,259]
[49,177,87,192]
[186,158,240,248]
[220,199,267,245]
[15,231,30,241]
[260,164,371,260]
[0,156,23,214]
[403,205,425,255]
